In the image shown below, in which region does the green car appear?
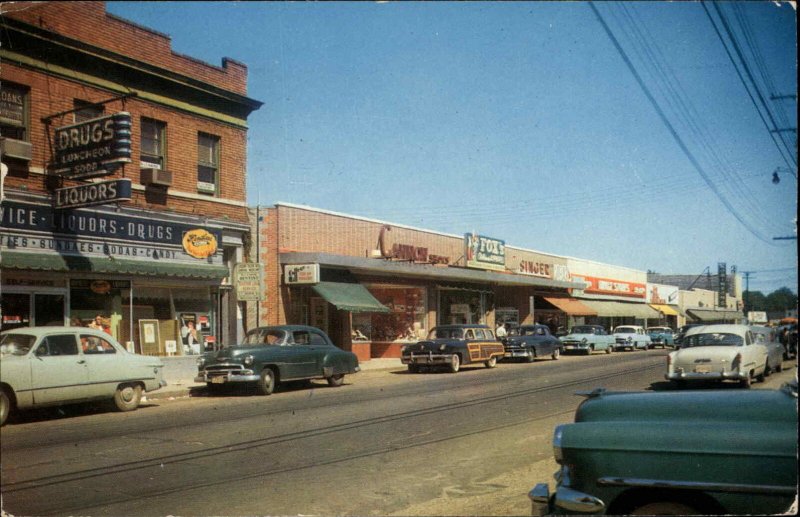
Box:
[529,383,798,515]
[195,325,359,395]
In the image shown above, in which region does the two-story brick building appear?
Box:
[1,2,262,355]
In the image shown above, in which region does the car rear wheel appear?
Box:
[0,389,11,426]
[765,362,772,376]
[605,346,612,354]
[327,374,345,387]
[484,355,497,368]
[113,384,142,412]
[551,348,560,360]
[448,354,460,373]
[740,375,752,388]
[629,501,700,515]
[257,368,276,395]
[776,362,783,373]
[756,369,765,383]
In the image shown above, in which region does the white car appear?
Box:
[750,325,785,376]
[612,325,651,351]
[0,326,166,425]
[665,324,768,388]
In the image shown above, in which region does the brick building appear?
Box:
[1,2,262,354]
[253,203,586,361]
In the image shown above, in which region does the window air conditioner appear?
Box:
[140,168,173,187]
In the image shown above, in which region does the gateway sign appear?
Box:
[52,112,132,179]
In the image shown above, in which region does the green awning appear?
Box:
[1,251,228,279]
[311,281,390,313]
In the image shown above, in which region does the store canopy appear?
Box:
[1,251,229,279]
[312,281,390,313]
[650,304,680,317]
[544,297,597,316]
[687,309,745,322]
[579,300,661,319]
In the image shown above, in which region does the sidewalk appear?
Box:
[144,355,404,401]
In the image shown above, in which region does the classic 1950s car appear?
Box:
[749,325,784,376]
[400,324,505,373]
[1,327,166,425]
[612,325,651,351]
[529,383,798,515]
[666,324,768,388]
[195,325,359,395]
[646,326,674,348]
[560,325,614,355]
[501,324,562,362]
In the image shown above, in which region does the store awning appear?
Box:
[650,304,680,317]
[687,309,745,322]
[311,281,390,313]
[579,300,661,319]
[0,251,229,280]
[544,297,597,316]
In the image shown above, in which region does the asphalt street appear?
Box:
[1,349,796,517]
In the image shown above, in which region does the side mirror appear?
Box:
[35,346,47,357]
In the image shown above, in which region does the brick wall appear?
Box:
[3,1,248,95]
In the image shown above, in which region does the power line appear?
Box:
[589,2,776,245]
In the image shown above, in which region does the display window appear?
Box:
[354,286,427,342]
[438,289,486,326]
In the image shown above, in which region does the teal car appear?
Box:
[1,326,166,426]
[647,326,675,349]
[560,325,615,355]
[529,383,798,515]
[195,325,359,395]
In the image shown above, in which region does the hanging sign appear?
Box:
[52,112,132,179]
[54,179,132,209]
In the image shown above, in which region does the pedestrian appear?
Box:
[496,322,507,338]
[88,314,110,333]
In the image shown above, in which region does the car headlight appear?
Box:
[196,357,206,368]
[401,345,407,354]
[439,344,447,351]
[553,425,565,463]
[243,354,254,366]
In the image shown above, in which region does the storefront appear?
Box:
[257,204,584,360]
[1,196,240,356]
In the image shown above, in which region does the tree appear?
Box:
[745,291,767,312]
[765,287,798,314]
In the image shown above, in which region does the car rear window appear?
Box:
[0,334,37,355]
[683,333,744,347]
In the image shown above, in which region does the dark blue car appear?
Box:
[501,324,563,362]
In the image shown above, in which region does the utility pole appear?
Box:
[741,271,755,314]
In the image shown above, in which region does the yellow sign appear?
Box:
[182,229,218,259]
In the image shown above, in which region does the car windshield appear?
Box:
[571,326,596,334]
[683,333,744,347]
[615,327,636,333]
[243,329,288,346]
[520,327,540,336]
[428,328,464,340]
[0,333,37,356]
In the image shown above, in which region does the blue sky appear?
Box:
[107,1,798,295]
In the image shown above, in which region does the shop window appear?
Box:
[141,117,167,169]
[1,82,29,141]
[197,132,219,196]
[439,289,486,326]
[1,293,31,331]
[73,99,104,122]
[358,286,427,342]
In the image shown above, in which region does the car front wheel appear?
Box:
[327,374,345,387]
[0,389,11,426]
[113,384,142,412]
[551,348,560,360]
[484,355,497,368]
[257,368,276,395]
[448,354,460,373]
[740,375,752,388]
[605,346,612,354]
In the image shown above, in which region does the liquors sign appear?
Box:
[52,112,132,179]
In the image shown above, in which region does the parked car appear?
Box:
[559,325,614,355]
[750,325,784,376]
[400,324,505,373]
[612,325,651,351]
[674,323,702,349]
[665,324,768,388]
[0,326,166,426]
[501,324,562,362]
[195,325,359,394]
[646,326,674,348]
[529,382,798,516]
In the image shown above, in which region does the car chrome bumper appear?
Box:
[665,370,745,382]
[195,371,261,383]
[504,349,532,358]
[529,483,605,516]
[401,352,453,365]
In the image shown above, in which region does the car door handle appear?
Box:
[77,360,86,364]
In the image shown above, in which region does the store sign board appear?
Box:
[0,200,223,264]
[54,179,132,209]
[647,283,679,304]
[234,263,264,301]
[52,112,132,179]
[284,264,320,285]
[0,84,25,125]
[465,233,505,271]
[747,311,767,324]
[573,275,646,299]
